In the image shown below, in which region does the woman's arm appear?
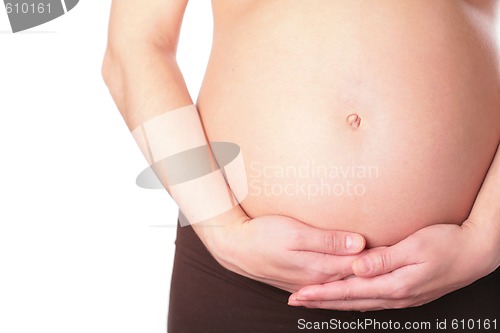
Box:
[102,0,366,292]
[466,142,500,270]
[102,0,192,128]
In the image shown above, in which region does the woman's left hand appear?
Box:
[288,220,497,311]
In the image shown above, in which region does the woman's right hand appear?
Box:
[194,212,366,293]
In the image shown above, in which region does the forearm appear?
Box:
[466,143,500,272]
[102,42,191,129]
[102,35,248,252]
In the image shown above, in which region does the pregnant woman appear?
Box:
[102,0,500,332]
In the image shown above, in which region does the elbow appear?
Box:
[101,36,177,122]
[101,46,121,92]
[101,43,129,121]
[101,38,174,92]
[101,41,130,116]
[101,32,133,94]
[101,50,112,88]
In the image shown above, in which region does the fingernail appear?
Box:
[346,235,363,251]
[353,257,372,274]
[295,291,310,301]
[288,294,303,305]
[346,235,353,249]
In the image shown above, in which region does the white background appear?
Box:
[1,2,500,333]
[0,1,212,332]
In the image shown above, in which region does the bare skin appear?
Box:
[290,143,500,310]
[201,0,500,246]
[103,0,500,311]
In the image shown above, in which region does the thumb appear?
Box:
[352,241,412,277]
[293,225,366,255]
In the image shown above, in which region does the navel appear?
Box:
[346,113,361,129]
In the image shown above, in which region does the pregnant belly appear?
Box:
[200,102,498,247]
[198,1,500,247]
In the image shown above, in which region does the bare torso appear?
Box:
[198,0,500,246]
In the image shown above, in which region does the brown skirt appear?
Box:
[168,220,500,333]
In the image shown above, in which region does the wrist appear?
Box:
[191,205,250,265]
[477,231,500,275]
[462,220,500,277]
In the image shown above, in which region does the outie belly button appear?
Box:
[346,113,361,129]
